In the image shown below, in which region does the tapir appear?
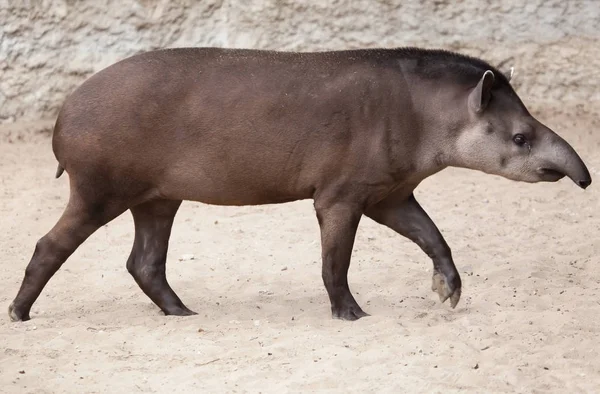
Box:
[9,47,591,322]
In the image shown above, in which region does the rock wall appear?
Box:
[1,0,599,124]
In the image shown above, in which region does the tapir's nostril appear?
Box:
[578,179,592,189]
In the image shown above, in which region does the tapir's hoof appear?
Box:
[332,305,370,321]
[8,302,30,322]
[163,305,198,317]
[432,272,461,308]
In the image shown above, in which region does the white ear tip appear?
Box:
[509,66,514,78]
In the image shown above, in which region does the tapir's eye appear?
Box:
[513,134,527,146]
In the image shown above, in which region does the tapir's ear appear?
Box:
[468,70,495,113]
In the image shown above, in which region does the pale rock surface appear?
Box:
[1,0,599,123]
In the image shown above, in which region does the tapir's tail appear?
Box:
[51,116,66,179]
[55,164,65,178]
[51,112,66,179]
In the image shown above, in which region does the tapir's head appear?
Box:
[454,69,591,189]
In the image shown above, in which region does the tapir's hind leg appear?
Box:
[9,195,128,322]
[126,199,196,316]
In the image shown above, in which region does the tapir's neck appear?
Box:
[396,77,465,182]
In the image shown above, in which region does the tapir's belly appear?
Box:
[153,134,319,206]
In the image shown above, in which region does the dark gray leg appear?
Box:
[315,203,368,321]
[366,194,462,308]
[9,197,128,321]
[126,199,196,316]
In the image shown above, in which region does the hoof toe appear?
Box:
[179,309,198,317]
[449,288,461,308]
[332,305,370,321]
[8,302,29,322]
[432,272,461,308]
[163,305,198,317]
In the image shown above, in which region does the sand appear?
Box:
[1,106,599,393]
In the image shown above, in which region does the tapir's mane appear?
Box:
[314,46,511,88]
[389,47,511,87]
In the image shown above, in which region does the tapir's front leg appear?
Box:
[366,194,462,308]
[315,203,369,321]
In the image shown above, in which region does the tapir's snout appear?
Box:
[536,129,591,190]
[578,178,592,189]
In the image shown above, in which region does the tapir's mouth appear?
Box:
[537,168,566,182]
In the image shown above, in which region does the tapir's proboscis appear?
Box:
[9,47,591,322]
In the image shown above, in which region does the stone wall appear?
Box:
[1,0,599,124]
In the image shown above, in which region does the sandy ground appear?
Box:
[1,106,599,393]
